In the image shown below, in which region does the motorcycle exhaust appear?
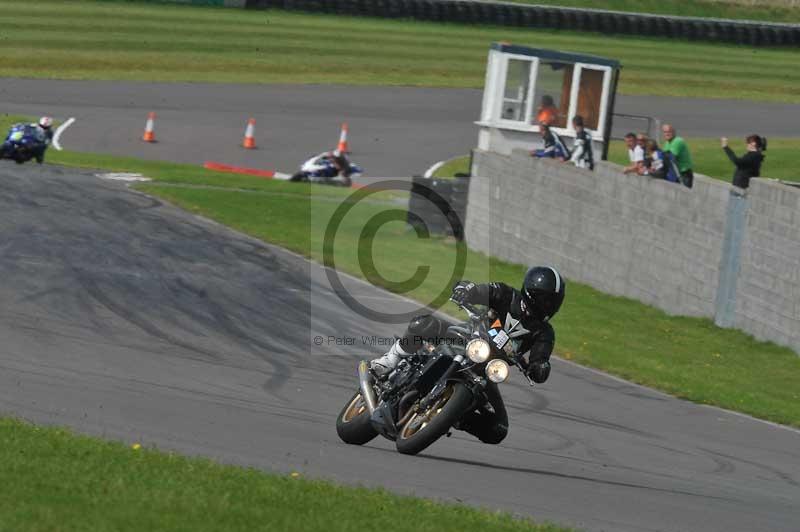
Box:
[358,361,378,415]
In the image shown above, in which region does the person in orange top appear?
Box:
[535,95,560,126]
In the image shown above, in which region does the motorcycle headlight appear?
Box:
[466,339,491,363]
[485,359,509,383]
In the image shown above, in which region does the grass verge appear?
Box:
[433,156,471,178]
[429,155,472,179]
[1,1,799,102]
[0,418,568,532]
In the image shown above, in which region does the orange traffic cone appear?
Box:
[142,112,156,143]
[336,122,349,154]
[243,118,256,149]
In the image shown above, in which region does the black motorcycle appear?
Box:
[336,300,535,455]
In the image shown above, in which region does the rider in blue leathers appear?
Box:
[531,122,570,161]
[2,116,53,164]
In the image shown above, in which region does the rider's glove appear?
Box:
[527,359,551,384]
[451,280,476,305]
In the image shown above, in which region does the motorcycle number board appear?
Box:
[492,330,510,350]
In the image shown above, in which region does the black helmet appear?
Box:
[521,266,565,322]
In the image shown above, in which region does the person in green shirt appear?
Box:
[661,124,694,188]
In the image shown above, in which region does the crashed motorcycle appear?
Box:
[336,300,535,455]
[290,152,362,187]
[1,124,47,164]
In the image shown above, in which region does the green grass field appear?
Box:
[1,0,799,102]
[0,418,568,532]
[508,0,800,23]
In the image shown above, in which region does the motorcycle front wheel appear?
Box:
[336,391,379,445]
[395,382,472,455]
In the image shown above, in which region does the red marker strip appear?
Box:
[204,161,276,178]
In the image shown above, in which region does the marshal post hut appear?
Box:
[476,43,621,162]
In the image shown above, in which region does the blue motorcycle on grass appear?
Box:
[1,124,48,164]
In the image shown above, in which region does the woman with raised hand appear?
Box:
[722,134,766,189]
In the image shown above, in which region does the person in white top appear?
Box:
[623,132,645,174]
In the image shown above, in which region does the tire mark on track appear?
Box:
[381,450,739,502]
[538,408,655,438]
[700,448,799,488]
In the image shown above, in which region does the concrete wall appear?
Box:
[734,179,800,350]
[465,149,800,355]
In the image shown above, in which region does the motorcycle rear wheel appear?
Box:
[336,391,379,445]
[395,382,471,455]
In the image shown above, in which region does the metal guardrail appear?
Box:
[611,113,661,142]
[245,0,800,46]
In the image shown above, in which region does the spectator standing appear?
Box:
[636,133,648,157]
[722,134,766,189]
[623,132,645,174]
[640,139,679,183]
[532,122,570,161]
[569,115,594,170]
[661,124,694,188]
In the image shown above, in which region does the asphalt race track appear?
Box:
[2,79,800,177]
[1,163,798,532]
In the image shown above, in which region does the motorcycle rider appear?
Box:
[329,149,352,178]
[569,115,594,170]
[370,266,565,444]
[2,117,53,163]
[291,149,353,184]
[31,116,54,164]
[531,122,570,161]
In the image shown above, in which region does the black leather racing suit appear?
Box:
[396,282,555,444]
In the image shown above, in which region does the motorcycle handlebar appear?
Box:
[450,298,481,320]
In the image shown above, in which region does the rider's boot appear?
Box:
[370,339,411,377]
